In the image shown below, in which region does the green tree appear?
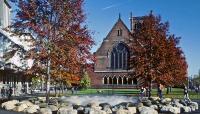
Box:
[80,71,91,89]
[31,76,41,90]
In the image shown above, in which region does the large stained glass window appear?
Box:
[110,43,129,70]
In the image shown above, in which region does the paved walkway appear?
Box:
[0,109,24,114]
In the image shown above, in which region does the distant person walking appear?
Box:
[140,86,146,99]
[1,87,5,98]
[75,86,78,94]
[184,85,190,102]
[71,87,74,94]
[8,87,13,99]
[158,84,163,100]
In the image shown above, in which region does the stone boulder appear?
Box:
[189,102,198,111]
[48,105,58,111]
[14,103,28,112]
[77,106,84,111]
[99,103,111,109]
[28,97,38,103]
[136,102,143,108]
[39,103,48,108]
[113,106,136,114]
[139,106,158,114]
[24,105,40,114]
[127,107,136,114]
[103,108,112,114]
[38,97,46,103]
[61,110,77,114]
[172,99,180,103]
[87,102,99,108]
[39,108,52,114]
[72,104,84,110]
[179,99,187,106]
[89,108,106,114]
[84,107,91,114]
[116,109,131,114]
[160,105,180,114]
[49,98,58,106]
[20,100,34,107]
[174,101,184,108]
[58,102,69,108]
[77,106,84,114]
[115,102,134,109]
[142,99,152,107]
[57,106,77,114]
[112,104,124,112]
[1,100,19,110]
[181,106,191,113]
[150,105,158,110]
[161,98,172,105]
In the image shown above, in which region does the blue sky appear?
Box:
[84,0,200,77]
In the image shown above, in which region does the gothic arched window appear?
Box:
[110,43,129,70]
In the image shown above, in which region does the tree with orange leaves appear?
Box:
[130,12,187,97]
[9,0,94,101]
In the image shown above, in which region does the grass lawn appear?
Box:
[63,88,200,100]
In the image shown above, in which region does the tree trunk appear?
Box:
[148,80,152,98]
[61,82,64,94]
[46,54,51,104]
[166,86,169,94]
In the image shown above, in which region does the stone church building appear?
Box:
[90,14,143,88]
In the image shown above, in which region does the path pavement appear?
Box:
[0,109,24,114]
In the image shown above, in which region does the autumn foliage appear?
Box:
[9,0,94,85]
[130,12,187,87]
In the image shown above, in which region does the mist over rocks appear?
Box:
[59,95,138,106]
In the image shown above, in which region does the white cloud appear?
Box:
[102,4,119,10]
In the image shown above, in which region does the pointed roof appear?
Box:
[95,18,131,56]
[104,17,131,40]
[0,29,33,51]
[4,0,11,9]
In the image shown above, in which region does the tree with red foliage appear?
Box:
[130,12,187,97]
[9,0,94,102]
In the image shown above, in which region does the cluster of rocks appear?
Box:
[138,97,198,114]
[0,96,199,114]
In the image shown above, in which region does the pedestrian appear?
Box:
[140,86,146,99]
[146,86,150,97]
[184,85,190,102]
[1,87,5,98]
[71,87,74,94]
[75,86,78,94]
[8,87,13,99]
[158,84,163,100]
[195,86,198,93]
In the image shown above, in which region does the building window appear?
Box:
[134,22,142,30]
[118,77,122,84]
[110,43,129,70]
[117,29,122,36]
[103,77,108,84]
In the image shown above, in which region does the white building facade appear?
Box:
[0,0,11,28]
[0,0,33,92]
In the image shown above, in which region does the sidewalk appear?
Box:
[0,109,24,114]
